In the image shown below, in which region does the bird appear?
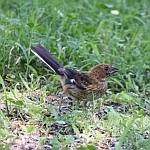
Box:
[30,45,119,105]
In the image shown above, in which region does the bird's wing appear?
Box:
[73,72,92,90]
[59,68,92,90]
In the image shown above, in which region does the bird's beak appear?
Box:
[111,66,119,74]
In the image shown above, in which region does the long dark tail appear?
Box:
[30,45,64,75]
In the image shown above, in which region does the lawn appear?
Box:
[0,0,150,149]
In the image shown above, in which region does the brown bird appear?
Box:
[30,45,119,105]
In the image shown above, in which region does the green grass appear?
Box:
[0,0,150,149]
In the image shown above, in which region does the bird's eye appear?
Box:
[104,67,108,71]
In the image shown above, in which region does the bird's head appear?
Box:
[90,64,119,81]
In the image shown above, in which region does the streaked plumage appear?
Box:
[30,46,119,104]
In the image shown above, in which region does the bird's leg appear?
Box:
[83,101,88,107]
[67,96,74,109]
[58,93,64,112]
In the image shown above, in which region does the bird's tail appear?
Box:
[30,45,64,75]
